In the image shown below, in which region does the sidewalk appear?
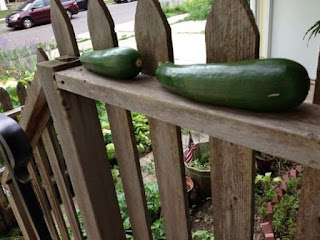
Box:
[77,14,207,64]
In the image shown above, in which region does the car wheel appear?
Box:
[66,10,72,19]
[22,18,33,29]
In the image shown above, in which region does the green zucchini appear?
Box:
[156,59,310,112]
[80,47,143,79]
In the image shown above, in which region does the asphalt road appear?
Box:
[0,1,137,49]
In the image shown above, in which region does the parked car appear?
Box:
[114,0,136,4]
[75,0,87,10]
[5,0,79,29]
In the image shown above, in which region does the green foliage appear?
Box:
[192,230,214,240]
[131,112,152,153]
[189,150,211,170]
[117,181,163,239]
[255,172,282,220]
[161,0,213,20]
[161,3,186,18]
[272,177,301,239]
[304,20,320,42]
[183,0,213,20]
[0,9,14,19]
[0,225,23,239]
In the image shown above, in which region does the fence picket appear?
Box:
[42,119,84,240]
[17,82,27,105]
[87,0,118,50]
[0,87,14,112]
[87,1,152,239]
[50,0,79,57]
[33,139,70,240]
[135,0,173,75]
[206,0,259,239]
[149,119,191,240]
[20,49,50,148]
[295,52,320,239]
[38,59,125,240]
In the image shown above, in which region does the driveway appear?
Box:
[0,1,137,49]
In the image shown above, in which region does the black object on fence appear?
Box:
[0,113,52,240]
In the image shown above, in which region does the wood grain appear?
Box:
[88,4,151,238]
[27,159,60,240]
[1,170,38,240]
[50,0,79,57]
[210,139,254,239]
[38,60,125,240]
[0,87,14,112]
[135,0,173,75]
[20,49,50,148]
[53,68,320,170]
[206,0,258,238]
[41,120,84,240]
[33,139,70,240]
[149,119,190,240]
[87,0,118,50]
[107,105,152,240]
[17,82,27,105]
[205,0,259,63]
[295,167,320,239]
[296,53,320,239]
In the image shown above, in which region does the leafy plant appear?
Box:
[192,230,214,240]
[272,177,301,239]
[304,20,320,42]
[255,172,282,220]
[189,150,211,170]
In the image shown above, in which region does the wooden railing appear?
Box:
[0,52,81,239]
[3,0,320,239]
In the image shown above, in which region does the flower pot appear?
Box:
[255,151,276,173]
[184,142,211,198]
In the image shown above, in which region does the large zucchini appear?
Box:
[155,59,310,112]
[80,47,143,79]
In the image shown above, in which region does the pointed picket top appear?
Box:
[87,0,118,50]
[37,48,49,62]
[205,0,259,63]
[50,0,79,57]
[135,0,173,75]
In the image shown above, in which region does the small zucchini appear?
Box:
[80,47,143,79]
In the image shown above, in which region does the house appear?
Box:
[251,0,320,80]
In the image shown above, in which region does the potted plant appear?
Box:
[184,142,211,198]
[255,151,276,174]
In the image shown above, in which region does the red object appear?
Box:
[296,165,302,173]
[281,181,287,192]
[261,222,273,234]
[282,174,289,182]
[276,187,283,199]
[184,132,196,163]
[265,232,275,240]
[290,169,297,178]
[5,0,79,29]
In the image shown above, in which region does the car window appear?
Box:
[17,1,33,11]
[32,0,45,8]
[44,0,50,6]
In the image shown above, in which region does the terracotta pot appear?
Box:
[185,176,194,192]
[184,142,211,198]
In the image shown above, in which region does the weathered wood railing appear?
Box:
[0,52,82,238]
[5,0,320,239]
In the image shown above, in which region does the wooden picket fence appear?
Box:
[1,0,320,239]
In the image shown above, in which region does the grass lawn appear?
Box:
[0,9,13,19]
